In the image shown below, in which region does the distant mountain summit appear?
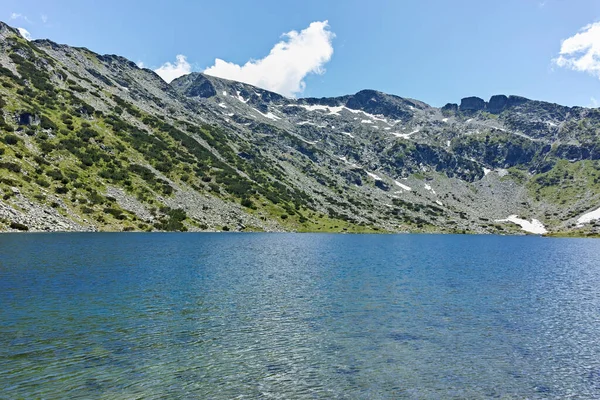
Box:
[0,21,599,236]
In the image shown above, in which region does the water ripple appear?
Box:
[1,233,600,398]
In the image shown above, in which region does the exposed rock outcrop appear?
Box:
[487,95,508,113]
[441,103,458,115]
[17,112,39,126]
[460,96,486,112]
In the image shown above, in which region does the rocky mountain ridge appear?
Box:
[1,21,599,236]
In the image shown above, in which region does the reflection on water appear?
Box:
[1,233,600,398]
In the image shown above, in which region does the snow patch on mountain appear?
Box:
[391,129,419,139]
[394,180,412,191]
[296,104,345,115]
[495,215,547,234]
[252,108,280,121]
[424,183,436,194]
[236,91,248,103]
[297,137,318,145]
[366,171,382,181]
[576,206,600,227]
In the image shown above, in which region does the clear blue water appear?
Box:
[1,233,600,399]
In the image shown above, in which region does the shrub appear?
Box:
[35,178,50,187]
[104,207,126,220]
[40,115,57,130]
[3,134,20,145]
[46,169,64,181]
[241,198,255,208]
[10,222,28,231]
[0,161,21,172]
[34,155,49,166]
[77,128,99,142]
[153,207,188,231]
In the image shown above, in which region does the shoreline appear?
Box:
[0,229,598,238]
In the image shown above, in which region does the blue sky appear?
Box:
[3,0,600,107]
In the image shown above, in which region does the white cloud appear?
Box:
[591,97,599,107]
[10,13,31,23]
[137,61,145,68]
[17,27,31,41]
[154,55,192,83]
[554,21,600,78]
[41,14,48,24]
[204,20,335,97]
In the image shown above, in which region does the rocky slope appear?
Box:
[1,21,599,236]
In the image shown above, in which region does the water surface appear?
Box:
[1,233,600,399]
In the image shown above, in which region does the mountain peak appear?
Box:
[171,72,286,105]
[0,20,21,38]
[459,94,531,113]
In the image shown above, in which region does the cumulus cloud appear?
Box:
[17,27,31,41]
[554,21,600,78]
[154,55,192,83]
[204,20,335,97]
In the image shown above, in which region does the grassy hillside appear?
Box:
[1,21,600,236]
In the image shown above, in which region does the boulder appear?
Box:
[375,180,390,191]
[17,112,39,125]
[341,169,363,186]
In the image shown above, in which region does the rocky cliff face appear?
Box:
[1,21,599,236]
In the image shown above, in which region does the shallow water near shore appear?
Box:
[1,233,600,398]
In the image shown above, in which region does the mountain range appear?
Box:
[1,21,599,236]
